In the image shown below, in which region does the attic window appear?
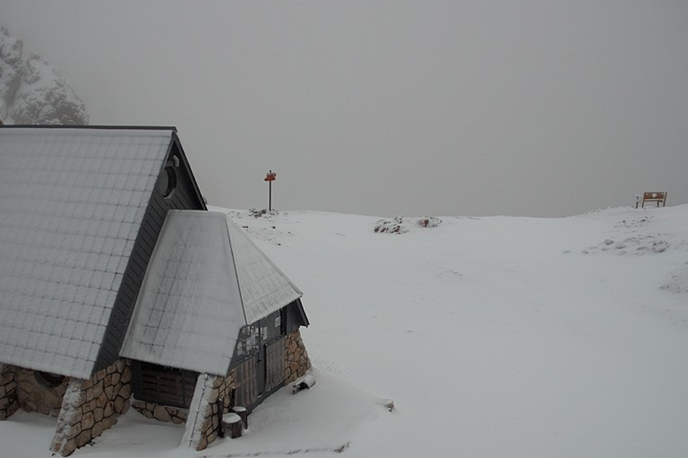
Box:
[158,165,177,198]
[34,371,65,388]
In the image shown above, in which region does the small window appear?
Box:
[158,165,177,198]
[34,371,65,388]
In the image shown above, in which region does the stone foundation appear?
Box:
[51,359,132,457]
[285,329,311,384]
[16,367,70,416]
[132,400,188,424]
[0,364,18,420]
[183,371,236,451]
[0,364,69,419]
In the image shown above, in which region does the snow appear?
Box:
[223,413,240,423]
[2,204,688,457]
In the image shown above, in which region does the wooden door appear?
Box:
[265,337,285,391]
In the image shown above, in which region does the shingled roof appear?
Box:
[0,126,205,379]
[120,210,303,375]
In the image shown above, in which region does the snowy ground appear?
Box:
[2,204,688,458]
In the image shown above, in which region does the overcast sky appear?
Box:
[2,1,687,217]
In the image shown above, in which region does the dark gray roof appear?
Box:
[121,210,302,375]
[0,127,176,378]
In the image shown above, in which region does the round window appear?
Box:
[34,371,66,388]
[158,165,177,198]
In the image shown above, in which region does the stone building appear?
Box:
[0,126,310,455]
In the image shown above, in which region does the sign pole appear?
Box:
[264,170,277,211]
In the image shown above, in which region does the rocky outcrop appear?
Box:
[0,26,88,125]
[11,53,88,125]
[0,27,23,121]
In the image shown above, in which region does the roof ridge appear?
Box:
[0,125,177,131]
[223,213,303,298]
[224,213,249,326]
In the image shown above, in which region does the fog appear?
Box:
[2,1,687,217]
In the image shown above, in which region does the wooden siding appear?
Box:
[234,358,257,408]
[133,362,198,409]
[284,299,309,335]
[230,309,293,411]
[265,337,285,391]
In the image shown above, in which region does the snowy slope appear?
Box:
[2,205,687,458]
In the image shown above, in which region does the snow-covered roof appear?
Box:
[120,210,302,375]
[0,127,175,378]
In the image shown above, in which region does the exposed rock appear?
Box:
[374,216,407,234]
[0,27,88,125]
[417,216,442,228]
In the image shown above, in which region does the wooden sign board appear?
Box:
[641,191,667,207]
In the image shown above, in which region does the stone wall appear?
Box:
[183,371,236,451]
[285,329,311,384]
[15,367,70,416]
[132,400,188,424]
[0,364,69,419]
[51,359,132,457]
[0,364,18,420]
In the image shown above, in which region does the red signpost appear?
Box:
[264,170,276,211]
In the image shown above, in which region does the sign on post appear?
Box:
[264,170,276,211]
[641,191,667,208]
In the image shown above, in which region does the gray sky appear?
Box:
[2,1,687,217]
